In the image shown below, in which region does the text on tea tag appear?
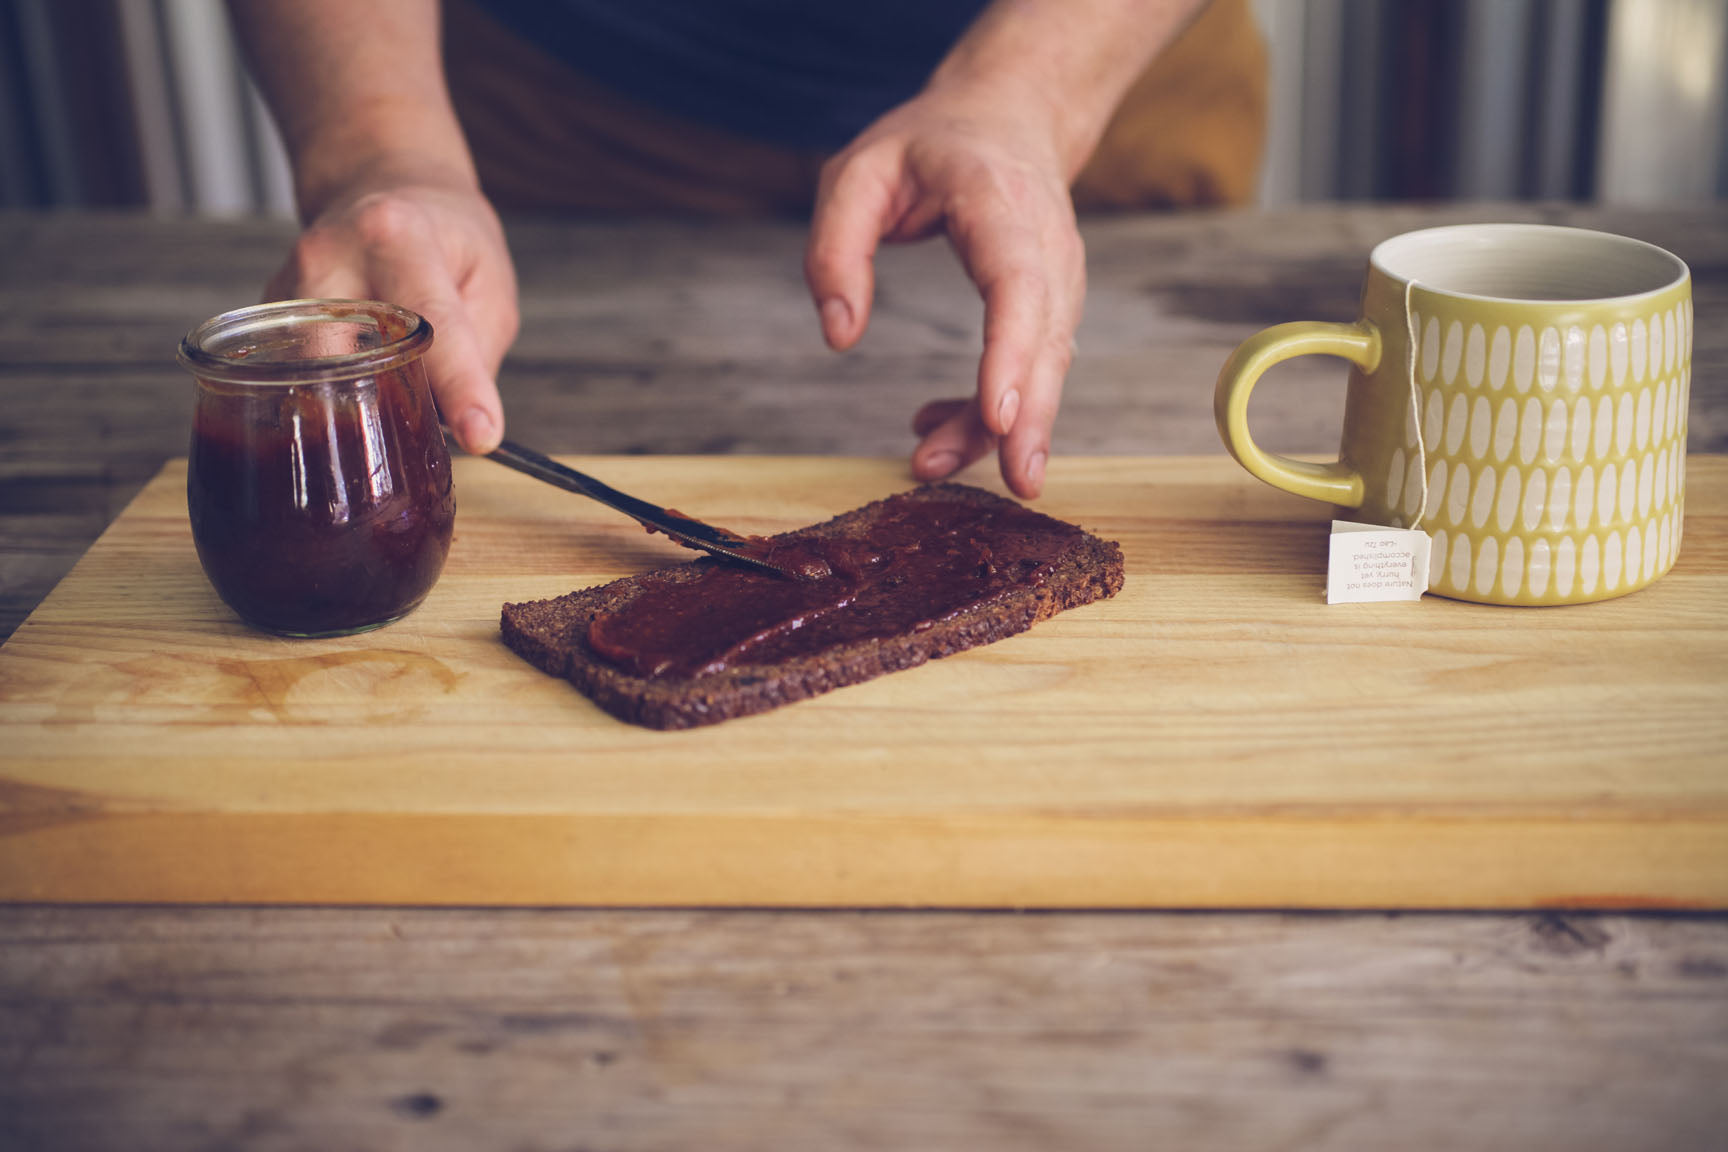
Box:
[1327,521,1431,604]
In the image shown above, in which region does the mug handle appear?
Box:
[1213,320,1382,508]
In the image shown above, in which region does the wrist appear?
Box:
[228,0,478,222]
[288,116,480,223]
[918,69,1081,177]
[926,0,1206,182]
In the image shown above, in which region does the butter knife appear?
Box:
[479,437,793,578]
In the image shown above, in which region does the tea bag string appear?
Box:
[1404,276,1429,532]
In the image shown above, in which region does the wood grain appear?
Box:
[3,454,1723,908]
[1,906,1724,1152]
[4,203,1726,642]
[2,206,1725,1150]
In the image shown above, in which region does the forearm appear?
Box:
[928,0,1211,179]
[226,0,477,219]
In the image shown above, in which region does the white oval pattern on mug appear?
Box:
[1411,299,1689,603]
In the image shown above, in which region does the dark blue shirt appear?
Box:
[471,0,991,151]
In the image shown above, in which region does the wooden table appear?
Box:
[3,204,1725,1149]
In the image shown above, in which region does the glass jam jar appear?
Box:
[177,300,456,637]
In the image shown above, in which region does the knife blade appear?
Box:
[477,437,795,578]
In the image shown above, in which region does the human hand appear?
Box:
[805,84,1084,499]
[264,168,519,455]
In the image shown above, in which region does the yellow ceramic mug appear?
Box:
[1215,224,1691,605]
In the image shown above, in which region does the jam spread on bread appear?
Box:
[586,495,1083,679]
[502,483,1124,728]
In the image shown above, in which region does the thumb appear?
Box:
[362,241,505,454]
[423,312,503,455]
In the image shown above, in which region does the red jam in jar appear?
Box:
[178,300,456,637]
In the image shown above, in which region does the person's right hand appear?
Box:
[265,168,519,455]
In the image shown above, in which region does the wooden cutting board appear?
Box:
[3,456,1725,909]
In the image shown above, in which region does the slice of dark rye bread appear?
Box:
[500,483,1125,729]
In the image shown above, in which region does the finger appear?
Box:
[805,149,899,351]
[957,193,1085,498]
[912,397,968,438]
[999,242,1083,498]
[445,208,520,378]
[975,263,1046,440]
[911,396,995,483]
[997,335,1072,499]
[264,232,368,303]
[946,195,1049,443]
[365,239,505,455]
[456,259,520,381]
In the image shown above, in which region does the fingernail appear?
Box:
[457,407,499,454]
[921,450,961,478]
[1026,450,1047,491]
[997,388,1020,434]
[820,297,852,346]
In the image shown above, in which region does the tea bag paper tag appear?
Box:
[1326,521,1431,604]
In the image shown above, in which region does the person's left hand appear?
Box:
[804,82,1085,500]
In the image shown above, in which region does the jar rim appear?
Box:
[177,298,433,385]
